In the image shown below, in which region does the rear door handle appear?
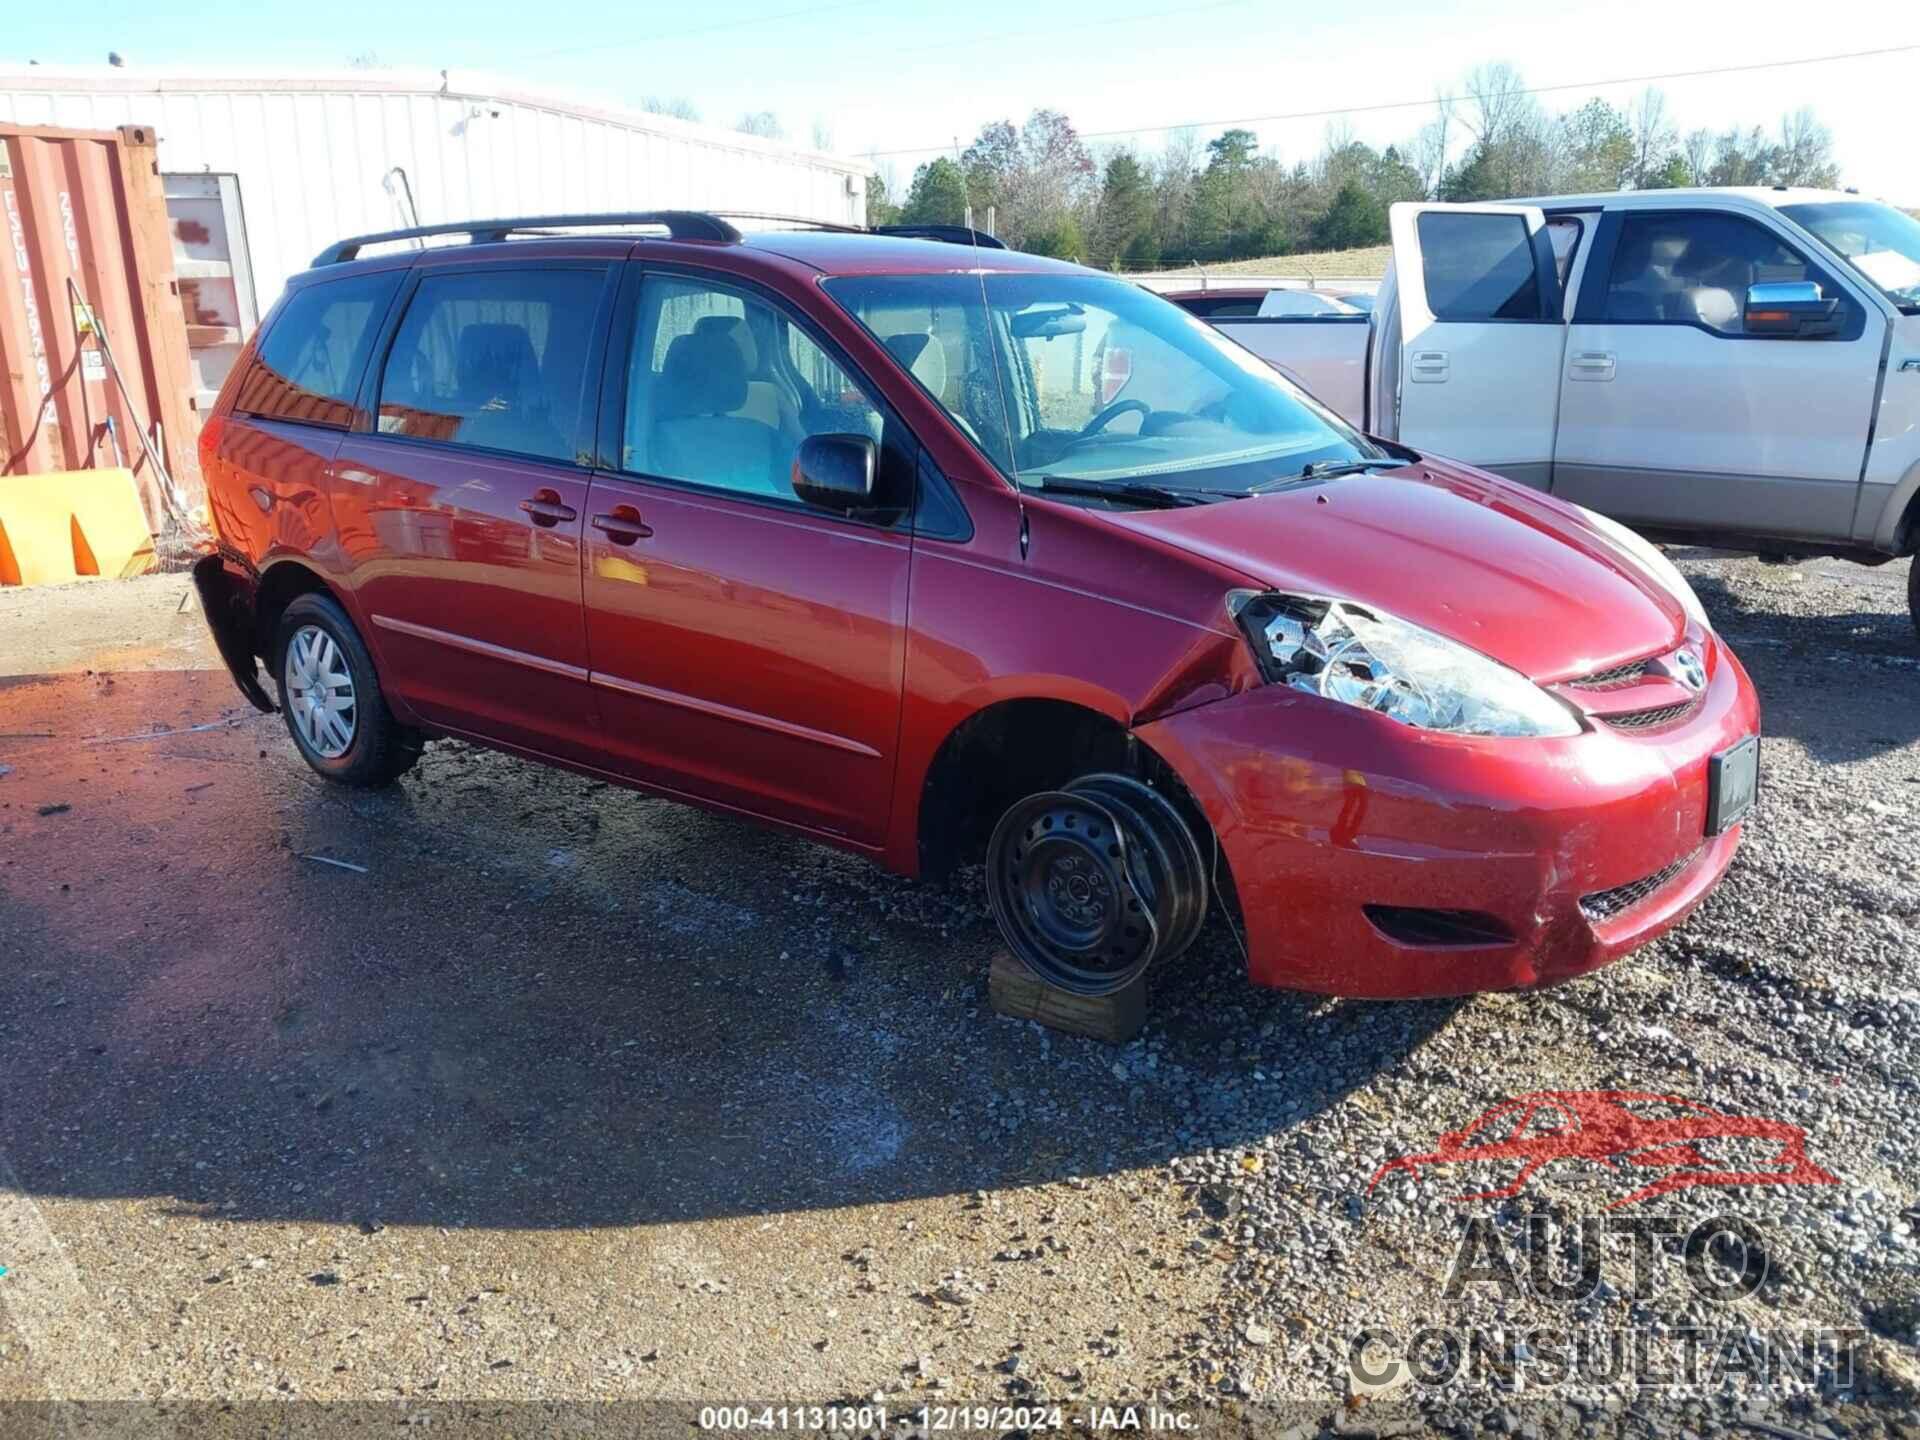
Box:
[1409,349,1449,382]
[591,506,653,544]
[1569,350,1616,381]
[519,489,578,527]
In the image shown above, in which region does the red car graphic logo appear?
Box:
[1369,1090,1838,1209]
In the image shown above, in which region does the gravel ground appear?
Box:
[0,554,1914,1437]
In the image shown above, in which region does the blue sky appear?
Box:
[9,0,1915,201]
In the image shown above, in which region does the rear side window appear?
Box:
[1415,212,1542,321]
[376,268,606,463]
[1602,212,1857,336]
[232,271,400,427]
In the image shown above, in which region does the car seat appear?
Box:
[651,328,781,495]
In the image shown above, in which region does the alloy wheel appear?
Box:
[285,623,358,760]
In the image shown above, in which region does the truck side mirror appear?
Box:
[1744,281,1842,339]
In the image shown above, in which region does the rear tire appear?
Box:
[274,592,422,787]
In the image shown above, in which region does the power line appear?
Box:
[865,41,1920,158]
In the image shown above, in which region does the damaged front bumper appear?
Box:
[1137,635,1761,998]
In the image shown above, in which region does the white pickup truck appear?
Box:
[1180,189,1920,636]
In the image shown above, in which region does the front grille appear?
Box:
[1603,701,1697,731]
[1580,848,1702,924]
[1573,659,1650,690]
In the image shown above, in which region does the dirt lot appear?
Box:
[0,555,1916,1437]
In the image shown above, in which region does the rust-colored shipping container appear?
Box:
[0,122,203,535]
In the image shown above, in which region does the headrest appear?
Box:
[658,327,749,418]
[883,332,946,398]
[456,324,540,404]
[694,313,759,374]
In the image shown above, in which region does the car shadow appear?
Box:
[1687,566,1920,765]
[0,668,1463,1232]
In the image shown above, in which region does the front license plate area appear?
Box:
[1707,735,1759,835]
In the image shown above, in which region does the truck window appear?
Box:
[1414,212,1542,321]
[1602,212,1856,336]
[232,271,401,428]
[1546,217,1586,292]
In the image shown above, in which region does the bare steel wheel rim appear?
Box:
[285,624,357,760]
[984,774,1209,998]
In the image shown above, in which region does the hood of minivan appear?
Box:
[1108,461,1687,681]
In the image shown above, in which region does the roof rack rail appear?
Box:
[707,210,864,234]
[312,211,743,266]
[872,224,1007,250]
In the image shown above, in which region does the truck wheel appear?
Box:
[985,772,1209,997]
[273,593,422,787]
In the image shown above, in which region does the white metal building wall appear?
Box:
[0,69,870,310]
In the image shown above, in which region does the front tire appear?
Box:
[274,592,421,787]
[985,772,1210,997]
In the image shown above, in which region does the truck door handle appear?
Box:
[519,489,578,527]
[1409,349,1449,382]
[591,505,653,544]
[1569,350,1616,381]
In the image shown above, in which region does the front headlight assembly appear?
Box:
[1230,592,1581,739]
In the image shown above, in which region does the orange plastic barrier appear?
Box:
[0,468,156,585]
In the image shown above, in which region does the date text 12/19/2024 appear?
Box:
[698,1404,1199,1432]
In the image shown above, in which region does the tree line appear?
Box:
[864,63,1844,268]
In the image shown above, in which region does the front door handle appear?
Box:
[1409,349,1449,382]
[591,505,653,545]
[520,489,578,527]
[1568,350,1616,381]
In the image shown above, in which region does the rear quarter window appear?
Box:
[232,271,402,427]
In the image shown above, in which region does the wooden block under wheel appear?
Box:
[987,951,1147,1044]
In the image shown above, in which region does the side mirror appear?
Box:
[1744,281,1842,338]
[791,433,878,512]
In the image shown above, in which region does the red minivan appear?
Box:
[193,211,1760,1006]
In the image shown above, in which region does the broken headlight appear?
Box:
[1229,592,1581,738]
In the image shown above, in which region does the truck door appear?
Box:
[1382,202,1565,489]
[1551,207,1881,541]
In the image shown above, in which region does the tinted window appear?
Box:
[1415,212,1541,321]
[624,275,886,502]
[1603,212,1854,334]
[233,271,400,427]
[376,268,604,462]
[1178,296,1262,319]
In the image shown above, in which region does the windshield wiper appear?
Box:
[1246,456,1407,493]
[1026,475,1224,508]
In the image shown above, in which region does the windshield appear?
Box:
[823,271,1377,499]
[1780,201,1920,312]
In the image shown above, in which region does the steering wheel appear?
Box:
[1078,398,1151,438]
